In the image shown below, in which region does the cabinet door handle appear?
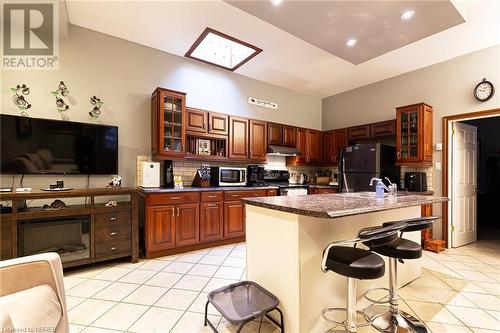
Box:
[170,196,180,200]
[249,150,253,157]
[207,203,217,207]
[171,208,175,217]
[397,151,401,160]
[208,195,216,198]
[110,247,117,251]
[232,194,239,197]
[110,232,118,236]
[176,207,180,216]
[109,216,117,222]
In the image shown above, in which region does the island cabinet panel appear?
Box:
[209,113,229,136]
[249,119,267,161]
[186,108,208,133]
[283,125,297,147]
[175,203,200,247]
[267,189,278,196]
[224,201,245,239]
[147,205,176,251]
[396,103,433,166]
[200,202,224,242]
[268,123,283,145]
[229,117,249,159]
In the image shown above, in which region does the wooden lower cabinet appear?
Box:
[146,205,176,252]
[175,203,200,246]
[200,202,224,242]
[142,189,269,257]
[224,200,245,239]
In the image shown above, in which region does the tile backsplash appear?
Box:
[138,155,337,187]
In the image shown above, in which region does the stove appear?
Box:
[264,170,309,196]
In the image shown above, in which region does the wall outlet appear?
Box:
[435,143,442,151]
[435,162,442,171]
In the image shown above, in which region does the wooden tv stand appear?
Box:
[0,187,138,268]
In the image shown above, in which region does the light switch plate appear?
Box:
[435,162,442,171]
[435,143,442,151]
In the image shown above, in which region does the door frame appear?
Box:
[442,108,500,246]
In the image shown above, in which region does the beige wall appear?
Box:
[322,45,500,238]
[0,25,321,189]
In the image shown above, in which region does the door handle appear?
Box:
[109,216,117,222]
[170,196,180,200]
[176,207,180,216]
[110,247,117,251]
[207,203,217,207]
[171,208,175,217]
[110,232,118,236]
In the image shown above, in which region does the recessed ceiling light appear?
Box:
[346,38,357,47]
[185,28,262,71]
[270,0,284,6]
[401,10,415,20]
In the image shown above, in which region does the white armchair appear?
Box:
[0,252,69,333]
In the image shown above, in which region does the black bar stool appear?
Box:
[320,222,408,333]
[363,216,439,333]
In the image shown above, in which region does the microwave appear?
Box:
[210,167,246,187]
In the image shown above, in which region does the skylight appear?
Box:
[185,28,262,71]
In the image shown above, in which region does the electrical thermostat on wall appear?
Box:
[248,97,278,110]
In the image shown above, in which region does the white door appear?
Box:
[451,122,477,247]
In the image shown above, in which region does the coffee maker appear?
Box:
[404,172,427,192]
[246,165,266,187]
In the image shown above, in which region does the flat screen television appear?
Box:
[1,114,118,175]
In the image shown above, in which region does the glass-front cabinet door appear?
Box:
[395,102,433,167]
[152,88,186,159]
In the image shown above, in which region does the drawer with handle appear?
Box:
[147,192,200,205]
[95,224,131,242]
[95,239,131,258]
[94,211,131,228]
[224,190,267,201]
[201,191,223,202]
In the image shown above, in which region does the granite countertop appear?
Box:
[138,186,279,193]
[242,192,448,218]
[308,184,339,188]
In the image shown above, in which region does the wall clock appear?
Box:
[473,78,494,102]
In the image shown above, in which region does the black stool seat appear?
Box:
[382,216,438,232]
[325,246,385,280]
[372,238,422,259]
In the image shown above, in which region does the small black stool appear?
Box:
[204,280,284,333]
[364,216,439,333]
[321,222,407,333]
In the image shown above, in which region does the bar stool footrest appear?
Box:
[322,307,371,328]
[363,287,391,304]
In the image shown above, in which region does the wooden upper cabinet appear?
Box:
[324,131,335,164]
[151,88,186,160]
[268,123,283,146]
[186,108,207,133]
[249,120,267,161]
[324,128,347,166]
[229,116,249,160]
[347,125,370,142]
[396,103,433,166]
[294,128,308,164]
[175,203,199,247]
[146,205,175,252]
[370,120,396,138]
[307,130,322,164]
[209,113,229,136]
[283,125,297,147]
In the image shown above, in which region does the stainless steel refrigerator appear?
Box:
[339,143,400,192]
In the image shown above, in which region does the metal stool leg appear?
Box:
[322,278,371,332]
[371,258,427,333]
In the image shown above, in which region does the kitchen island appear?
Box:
[242,193,448,332]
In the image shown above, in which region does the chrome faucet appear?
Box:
[384,177,398,197]
[369,177,389,192]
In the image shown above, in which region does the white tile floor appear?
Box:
[64,241,500,333]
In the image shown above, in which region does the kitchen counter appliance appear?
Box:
[264,170,309,196]
[404,172,427,192]
[247,165,267,187]
[210,167,246,187]
[339,143,400,193]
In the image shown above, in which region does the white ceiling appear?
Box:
[65,0,500,98]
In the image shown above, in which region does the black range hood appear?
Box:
[267,145,303,157]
